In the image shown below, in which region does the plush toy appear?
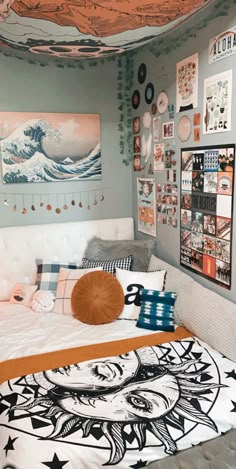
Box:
[31,290,55,313]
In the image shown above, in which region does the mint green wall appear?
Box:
[131,0,236,302]
[0,56,132,226]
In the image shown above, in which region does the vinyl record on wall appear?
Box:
[138,63,147,84]
[132,90,140,109]
[145,83,154,104]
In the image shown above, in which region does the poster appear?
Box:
[154,143,165,171]
[180,145,235,289]
[153,117,162,142]
[0,112,101,183]
[203,70,232,134]
[137,178,156,237]
[209,27,236,64]
[176,53,198,112]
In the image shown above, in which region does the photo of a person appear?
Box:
[133,154,142,171]
[138,178,156,236]
[133,135,141,153]
[133,116,140,134]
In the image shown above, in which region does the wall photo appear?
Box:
[203,70,232,134]
[176,53,198,112]
[0,112,101,183]
[137,177,156,237]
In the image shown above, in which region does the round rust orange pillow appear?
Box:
[71,271,124,324]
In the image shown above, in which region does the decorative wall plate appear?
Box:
[145,83,154,104]
[157,91,169,114]
[177,115,192,142]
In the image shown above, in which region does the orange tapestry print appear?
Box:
[11,0,213,36]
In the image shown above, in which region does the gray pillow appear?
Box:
[84,237,157,272]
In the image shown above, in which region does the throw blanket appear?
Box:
[1,327,236,468]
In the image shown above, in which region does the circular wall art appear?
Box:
[145,83,154,104]
[178,115,192,142]
[138,63,147,84]
[157,91,169,114]
[132,89,140,110]
[143,111,152,129]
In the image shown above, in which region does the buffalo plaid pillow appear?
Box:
[35,259,81,292]
[81,255,133,275]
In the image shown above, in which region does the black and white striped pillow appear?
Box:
[81,255,133,275]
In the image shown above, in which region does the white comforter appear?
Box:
[0,302,159,361]
[1,304,236,469]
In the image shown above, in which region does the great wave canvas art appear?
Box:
[0,112,101,183]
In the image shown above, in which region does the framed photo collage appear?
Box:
[180,144,235,289]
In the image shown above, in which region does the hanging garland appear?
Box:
[147,0,232,58]
[1,188,106,215]
[117,53,135,166]
[0,47,118,70]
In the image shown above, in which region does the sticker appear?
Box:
[168,104,175,119]
[194,113,201,126]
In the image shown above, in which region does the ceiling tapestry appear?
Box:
[0,0,214,59]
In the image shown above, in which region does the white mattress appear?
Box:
[0,302,160,362]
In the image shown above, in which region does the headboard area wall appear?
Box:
[0,217,134,301]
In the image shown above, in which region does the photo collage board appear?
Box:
[180,144,235,289]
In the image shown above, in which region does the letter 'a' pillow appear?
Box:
[116,268,167,321]
[71,271,124,325]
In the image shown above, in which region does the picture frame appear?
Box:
[180,144,235,289]
[0,112,101,183]
[162,121,174,139]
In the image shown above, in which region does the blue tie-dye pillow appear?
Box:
[136,289,177,332]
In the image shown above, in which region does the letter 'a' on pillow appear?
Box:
[116,268,167,321]
[82,255,133,275]
[9,283,38,307]
[71,271,124,325]
[136,289,176,332]
[84,237,157,271]
[53,267,102,315]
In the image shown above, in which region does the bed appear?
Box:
[0,217,236,469]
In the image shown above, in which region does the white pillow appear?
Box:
[53,267,102,315]
[148,254,195,324]
[181,280,236,362]
[116,267,166,320]
[9,283,38,307]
